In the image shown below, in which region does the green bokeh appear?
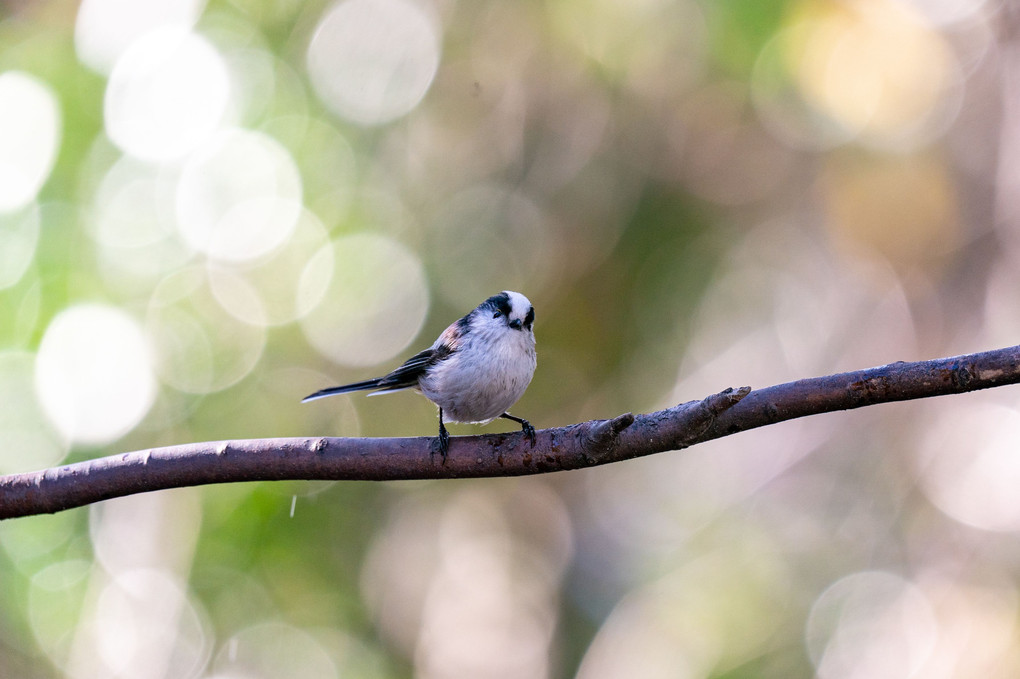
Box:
[1,0,1016,677]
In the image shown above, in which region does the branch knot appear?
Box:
[580,413,635,464]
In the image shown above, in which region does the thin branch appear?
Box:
[2,345,1020,520]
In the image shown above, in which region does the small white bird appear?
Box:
[303,291,537,460]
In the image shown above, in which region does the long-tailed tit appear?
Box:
[303,291,537,460]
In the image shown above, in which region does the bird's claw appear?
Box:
[522,421,536,447]
[432,423,450,463]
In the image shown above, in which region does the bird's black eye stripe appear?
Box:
[524,306,535,328]
[479,292,511,317]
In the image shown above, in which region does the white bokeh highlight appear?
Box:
[89,154,192,285]
[0,352,67,474]
[210,622,337,679]
[91,156,176,251]
[207,208,332,326]
[753,0,962,152]
[147,269,266,393]
[75,0,206,74]
[307,0,440,125]
[175,128,302,262]
[0,205,41,291]
[918,403,1020,532]
[105,28,230,161]
[27,558,92,667]
[0,71,61,213]
[55,491,207,678]
[806,571,937,679]
[86,569,207,677]
[300,233,428,367]
[414,490,563,679]
[34,305,157,447]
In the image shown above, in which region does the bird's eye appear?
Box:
[492,311,501,319]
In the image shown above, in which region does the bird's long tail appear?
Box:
[301,379,388,403]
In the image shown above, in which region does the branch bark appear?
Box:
[2,344,1019,520]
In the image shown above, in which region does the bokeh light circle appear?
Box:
[27,558,91,665]
[175,128,303,262]
[0,205,41,291]
[300,232,428,367]
[105,28,230,161]
[208,208,332,326]
[806,571,936,679]
[147,268,266,394]
[91,155,176,250]
[918,403,1020,532]
[91,569,210,677]
[0,71,61,213]
[89,155,192,285]
[753,0,963,152]
[899,0,988,27]
[576,545,788,679]
[75,0,207,74]
[306,0,440,125]
[211,622,337,679]
[35,305,156,446]
[0,352,67,474]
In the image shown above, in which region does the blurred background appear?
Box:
[2,0,1020,676]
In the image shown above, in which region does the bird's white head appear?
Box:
[475,291,535,333]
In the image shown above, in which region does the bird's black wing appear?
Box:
[373,348,439,391]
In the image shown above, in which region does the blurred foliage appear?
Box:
[2,0,1020,677]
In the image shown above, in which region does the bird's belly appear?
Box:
[421,358,534,424]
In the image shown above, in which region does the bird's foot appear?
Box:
[431,422,450,463]
[521,420,536,447]
[499,412,536,448]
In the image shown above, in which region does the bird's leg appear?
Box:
[432,408,450,462]
[500,412,536,447]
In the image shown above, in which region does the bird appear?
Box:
[303,291,537,461]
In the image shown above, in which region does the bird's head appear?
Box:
[477,291,535,333]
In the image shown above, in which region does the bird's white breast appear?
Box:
[419,323,536,424]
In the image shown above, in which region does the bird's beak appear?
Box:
[509,319,523,330]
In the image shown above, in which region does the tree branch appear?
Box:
[2,345,1019,520]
